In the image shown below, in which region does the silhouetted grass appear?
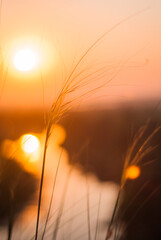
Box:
[105,122,161,239]
[0,2,157,239]
[0,157,37,240]
[34,9,149,240]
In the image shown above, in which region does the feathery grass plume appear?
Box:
[105,122,161,240]
[0,156,37,240]
[34,9,149,240]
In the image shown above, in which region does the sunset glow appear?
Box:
[13,49,38,71]
[21,134,40,154]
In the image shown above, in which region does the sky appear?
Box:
[0,0,161,110]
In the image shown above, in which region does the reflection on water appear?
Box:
[0,124,119,240]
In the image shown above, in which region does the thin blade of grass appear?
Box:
[52,167,72,240]
[86,175,91,240]
[41,149,63,240]
[94,193,102,240]
[126,183,161,228]
[35,127,51,240]
[105,188,121,240]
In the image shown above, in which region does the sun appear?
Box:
[13,48,38,71]
[21,134,40,154]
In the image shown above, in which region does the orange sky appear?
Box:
[0,0,161,110]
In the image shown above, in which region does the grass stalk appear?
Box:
[34,9,149,240]
[105,122,161,240]
[52,168,72,240]
[105,188,121,240]
[126,183,161,228]
[8,211,14,240]
[94,193,101,240]
[41,149,63,240]
[86,175,91,240]
[35,126,51,240]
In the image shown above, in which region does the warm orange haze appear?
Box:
[0,0,161,110]
[0,1,161,240]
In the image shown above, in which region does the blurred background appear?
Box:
[0,0,161,239]
[0,105,161,239]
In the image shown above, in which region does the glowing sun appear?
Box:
[21,134,40,154]
[13,49,38,71]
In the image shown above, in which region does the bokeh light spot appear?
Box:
[126,165,140,180]
[21,134,40,154]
